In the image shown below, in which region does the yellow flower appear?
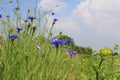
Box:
[100,47,112,55]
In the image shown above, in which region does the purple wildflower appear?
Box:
[51,12,55,16]
[28,16,36,22]
[52,18,58,26]
[16,26,23,32]
[15,7,20,11]
[8,34,18,39]
[28,16,36,20]
[0,14,2,18]
[67,50,76,56]
[50,39,66,45]
[54,18,58,22]
[66,39,73,43]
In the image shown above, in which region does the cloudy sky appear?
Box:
[37,0,120,49]
[1,0,120,50]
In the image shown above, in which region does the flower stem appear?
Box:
[96,56,104,80]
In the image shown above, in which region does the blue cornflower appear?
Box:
[54,18,58,22]
[52,18,58,26]
[50,39,65,45]
[50,39,60,45]
[16,26,23,32]
[28,16,36,22]
[0,14,2,18]
[66,39,73,43]
[51,12,55,16]
[60,40,66,45]
[15,7,20,11]
[8,34,18,39]
[67,50,76,56]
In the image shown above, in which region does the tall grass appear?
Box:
[0,0,120,80]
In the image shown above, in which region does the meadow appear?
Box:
[0,0,120,80]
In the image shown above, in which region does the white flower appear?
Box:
[36,44,41,50]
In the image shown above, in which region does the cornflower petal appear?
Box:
[8,34,18,39]
[50,39,65,45]
[15,7,20,11]
[16,26,23,31]
[51,12,55,16]
[66,39,73,43]
[0,14,2,18]
[54,18,58,22]
[28,16,36,20]
[67,50,76,56]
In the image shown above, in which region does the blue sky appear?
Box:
[37,0,120,50]
[1,0,120,50]
[61,0,84,13]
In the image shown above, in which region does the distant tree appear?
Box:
[53,32,93,55]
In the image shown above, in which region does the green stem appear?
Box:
[96,56,104,80]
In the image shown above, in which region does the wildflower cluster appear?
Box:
[8,34,18,39]
[50,38,76,55]
[7,26,23,42]
[50,38,73,45]
[0,1,120,80]
[100,47,112,55]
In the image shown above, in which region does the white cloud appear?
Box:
[54,18,80,40]
[37,0,120,49]
[37,0,67,12]
[72,0,120,34]
[54,0,120,49]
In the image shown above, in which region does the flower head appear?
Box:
[52,18,58,26]
[0,14,2,18]
[54,18,58,22]
[67,50,76,56]
[16,26,23,32]
[66,39,73,43]
[8,34,18,39]
[51,12,55,16]
[36,44,41,50]
[28,16,36,22]
[15,7,20,11]
[50,39,65,45]
[100,47,112,55]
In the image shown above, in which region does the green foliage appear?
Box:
[0,0,120,80]
[54,34,93,54]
